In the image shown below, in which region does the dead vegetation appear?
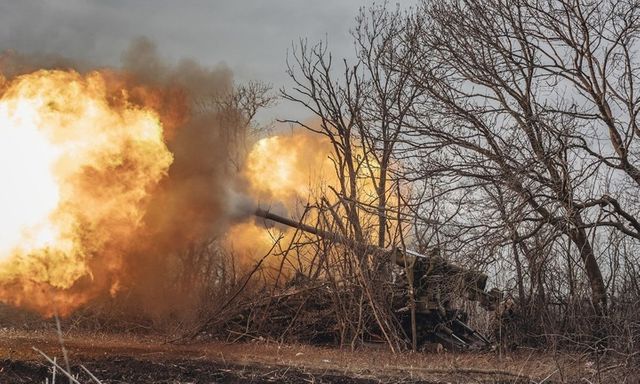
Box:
[3,328,636,383]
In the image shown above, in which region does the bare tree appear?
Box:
[282,5,421,248]
[352,5,423,248]
[281,5,424,351]
[393,0,640,318]
[279,0,640,352]
[194,80,275,169]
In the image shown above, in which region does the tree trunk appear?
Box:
[569,214,608,316]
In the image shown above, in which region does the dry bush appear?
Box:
[200,233,409,351]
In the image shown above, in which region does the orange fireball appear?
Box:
[0,69,173,316]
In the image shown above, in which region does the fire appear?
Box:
[242,131,385,227]
[0,66,391,318]
[227,131,389,273]
[0,69,172,315]
[244,133,335,203]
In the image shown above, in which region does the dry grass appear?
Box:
[1,328,633,383]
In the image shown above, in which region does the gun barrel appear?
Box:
[254,207,496,309]
[254,208,351,245]
[254,207,427,259]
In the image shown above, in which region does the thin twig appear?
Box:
[185,237,284,340]
[536,368,559,384]
[80,365,103,384]
[32,347,80,384]
[54,312,72,384]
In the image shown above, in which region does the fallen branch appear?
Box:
[32,347,80,384]
[80,365,103,384]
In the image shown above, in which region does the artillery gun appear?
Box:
[254,208,498,350]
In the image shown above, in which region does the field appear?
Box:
[0,328,630,384]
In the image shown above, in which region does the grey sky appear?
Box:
[0,1,418,123]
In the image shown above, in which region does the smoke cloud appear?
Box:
[117,38,257,319]
[0,38,259,321]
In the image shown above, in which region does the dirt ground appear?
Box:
[0,328,632,383]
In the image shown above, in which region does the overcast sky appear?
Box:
[0,0,418,124]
